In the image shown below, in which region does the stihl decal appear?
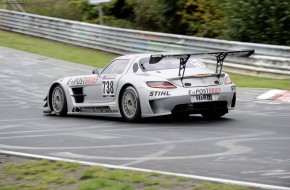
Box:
[149,91,171,96]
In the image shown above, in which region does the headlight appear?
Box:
[225,76,233,84]
[146,81,176,89]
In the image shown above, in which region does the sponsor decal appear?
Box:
[189,88,220,95]
[149,91,171,96]
[72,106,118,113]
[103,75,116,80]
[67,76,98,86]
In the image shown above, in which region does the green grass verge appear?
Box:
[0,29,289,90]
[0,30,116,68]
[0,159,257,190]
[230,73,290,90]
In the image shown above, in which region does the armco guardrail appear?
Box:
[0,9,289,78]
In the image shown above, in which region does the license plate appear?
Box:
[196,94,213,101]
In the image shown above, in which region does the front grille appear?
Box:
[172,101,228,114]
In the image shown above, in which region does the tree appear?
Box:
[20,0,84,21]
[132,0,170,32]
[177,0,225,38]
[223,0,290,45]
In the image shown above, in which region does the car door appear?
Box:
[97,59,130,103]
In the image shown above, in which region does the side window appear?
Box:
[101,59,130,74]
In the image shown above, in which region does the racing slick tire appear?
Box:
[50,84,67,116]
[201,111,226,120]
[120,86,141,122]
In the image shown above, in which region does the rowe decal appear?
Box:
[67,76,98,86]
[189,88,220,95]
[149,91,171,96]
[72,106,118,113]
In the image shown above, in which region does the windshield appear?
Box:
[140,57,207,71]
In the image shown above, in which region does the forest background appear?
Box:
[2,0,290,46]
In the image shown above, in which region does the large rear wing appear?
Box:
[149,49,254,79]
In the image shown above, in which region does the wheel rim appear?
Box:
[52,87,64,113]
[122,90,137,118]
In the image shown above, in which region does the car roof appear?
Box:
[116,53,151,60]
[117,52,193,61]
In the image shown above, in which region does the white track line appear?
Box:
[0,118,45,122]
[0,150,289,190]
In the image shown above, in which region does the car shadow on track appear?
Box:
[140,115,234,124]
[44,114,234,125]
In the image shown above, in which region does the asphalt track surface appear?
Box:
[0,46,290,188]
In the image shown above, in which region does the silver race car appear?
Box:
[43,49,254,122]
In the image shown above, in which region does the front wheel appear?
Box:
[120,86,141,122]
[51,85,67,116]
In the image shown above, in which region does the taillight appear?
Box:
[146,81,176,89]
[225,76,233,84]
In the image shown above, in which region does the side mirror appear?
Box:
[92,68,102,75]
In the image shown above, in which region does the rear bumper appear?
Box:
[171,101,228,114]
[141,90,236,117]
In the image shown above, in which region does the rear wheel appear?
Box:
[120,86,141,122]
[51,85,67,116]
[201,111,226,120]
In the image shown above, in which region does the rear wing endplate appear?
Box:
[149,49,254,80]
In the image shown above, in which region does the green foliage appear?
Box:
[69,0,99,22]
[106,0,134,19]
[132,0,170,32]
[3,0,289,45]
[20,0,84,20]
[79,179,134,190]
[177,0,225,38]
[223,0,290,45]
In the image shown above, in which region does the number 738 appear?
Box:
[102,81,114,94]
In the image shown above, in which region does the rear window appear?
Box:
[139,57,207,71]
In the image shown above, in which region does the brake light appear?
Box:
[146,81,176,89]
[225,76,233,84]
